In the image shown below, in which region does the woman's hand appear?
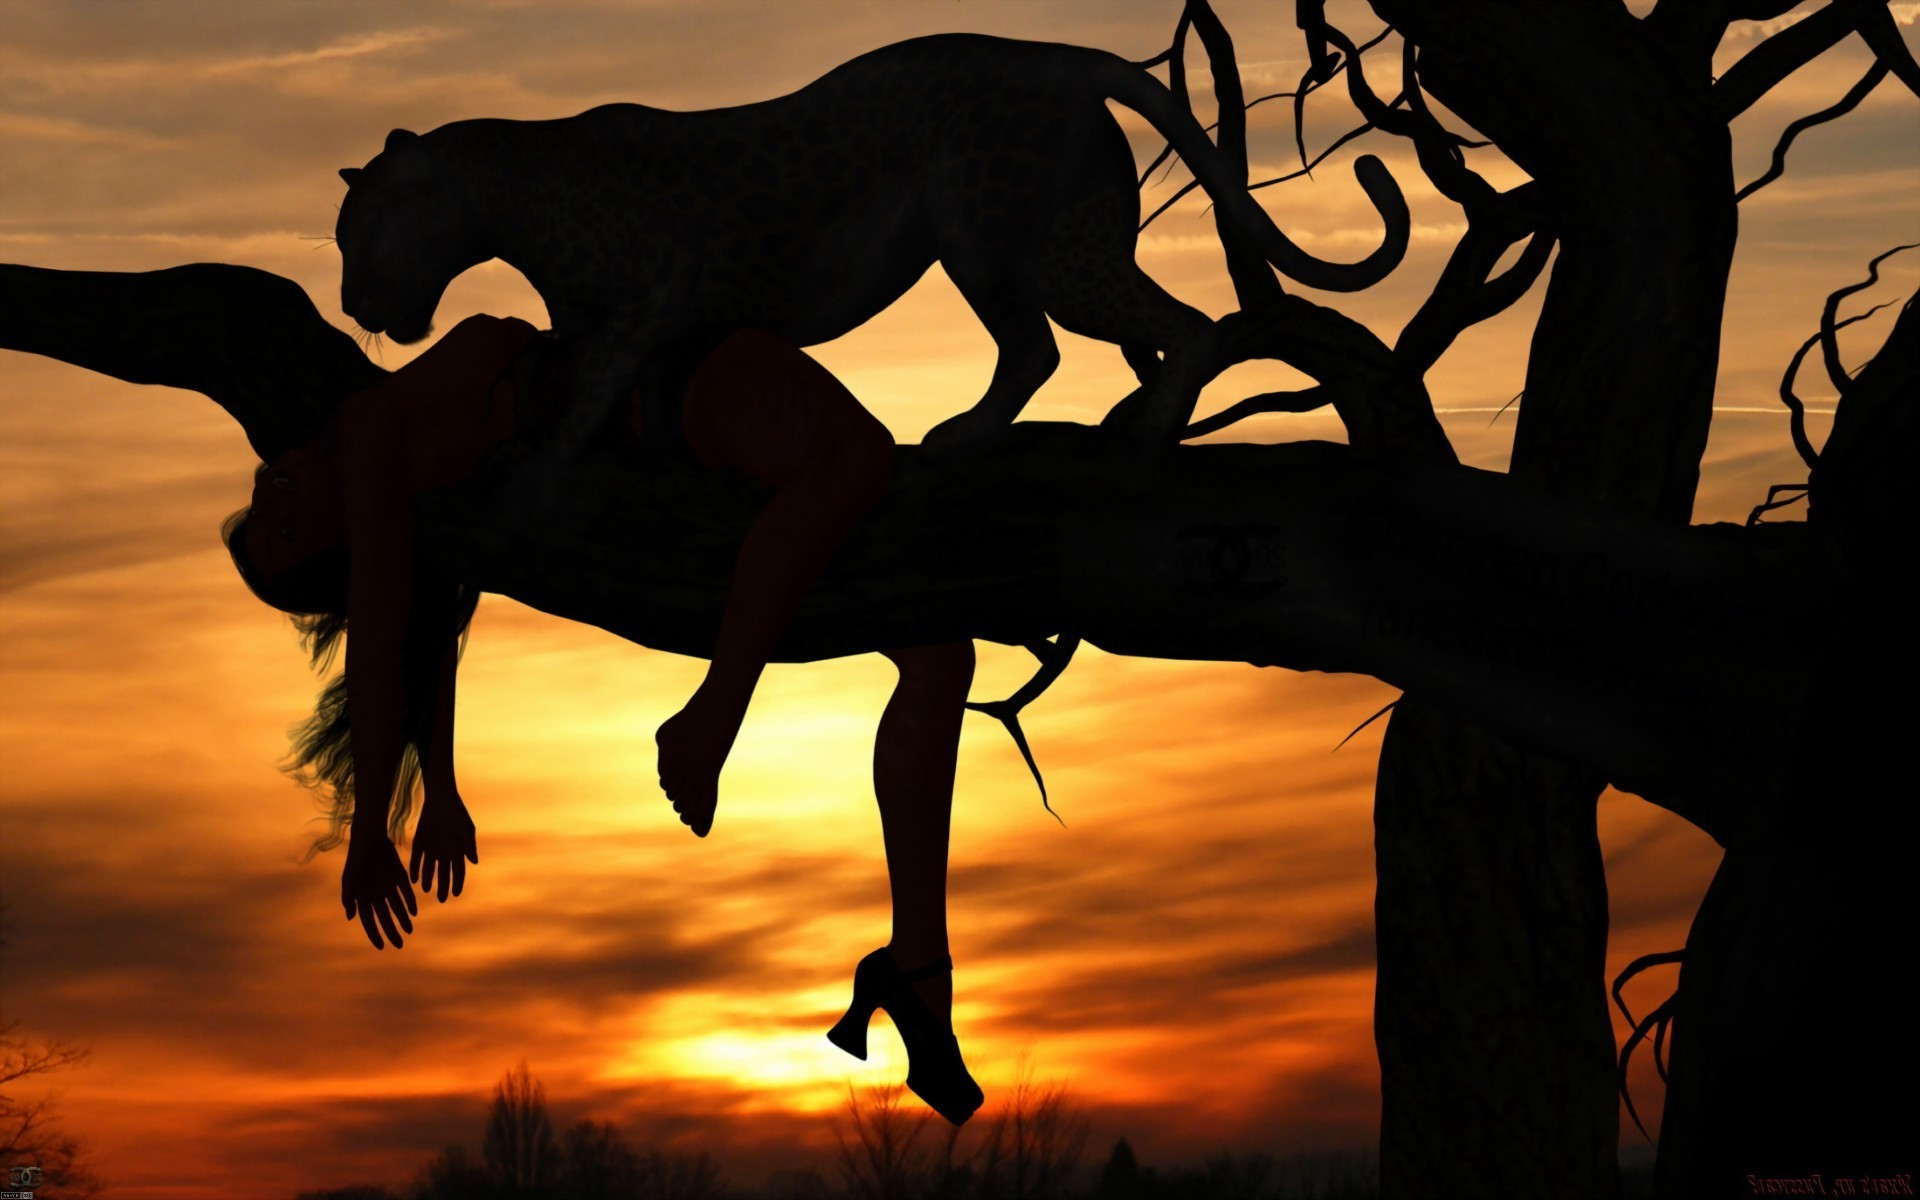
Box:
[411,789,479,903]
[342,830,418,950]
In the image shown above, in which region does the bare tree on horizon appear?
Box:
[0,898,98,1199]
[485,1060,559,1195]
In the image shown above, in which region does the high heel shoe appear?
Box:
[826,947,985,1126]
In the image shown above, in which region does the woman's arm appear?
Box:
[422,630,460,801]
[412,625,479,903]
[339,391,420,948]
[337,314,531,941]
[656,330,895,835]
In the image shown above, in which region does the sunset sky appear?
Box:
[2,1,1916,1195]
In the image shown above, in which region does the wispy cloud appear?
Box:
[200,28,452,77]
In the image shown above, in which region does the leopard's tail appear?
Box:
[1094,53,1410,294]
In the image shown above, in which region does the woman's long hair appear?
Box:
[223,508,480,859]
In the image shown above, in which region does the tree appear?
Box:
[484,1062,558,1196]
[967,1061,1089,1200]
[1094,1139,1147,1200]
[834,1083,935,1200]
[555,1119,639,1200]
[634,1147,723,1200]
[0,899,98,1199]
[0,1027,96,1199]
[1334,3,1916,1195]
[3,2,1915,1196]
[835,1063,1089,1200]
[763,1167,835,1200]
[412,1144,493,1200]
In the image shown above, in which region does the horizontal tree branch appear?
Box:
[437,424,1807,843]
[2,262,1820,840]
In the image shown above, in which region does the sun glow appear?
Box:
[601,990,904,1111]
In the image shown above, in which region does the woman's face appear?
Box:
[245,447,345,579]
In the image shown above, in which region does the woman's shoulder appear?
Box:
[448,312,540,343]
[392,314,541,377]
[361,315,539,400]
[342,314,540,438]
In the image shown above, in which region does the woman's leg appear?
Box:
[876,642,974,1024]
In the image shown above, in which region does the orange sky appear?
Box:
[2,2,1916,1195]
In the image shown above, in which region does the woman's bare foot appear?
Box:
[656,692,745,837]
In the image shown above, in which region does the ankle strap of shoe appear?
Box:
[899,954,954,981]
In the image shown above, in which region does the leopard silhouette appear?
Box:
[336,33,1406,482]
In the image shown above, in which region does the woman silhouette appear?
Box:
[227,314,983,1123]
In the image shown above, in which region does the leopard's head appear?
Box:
[335,129,481,345]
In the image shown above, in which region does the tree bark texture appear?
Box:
[1369,4,1738,1195]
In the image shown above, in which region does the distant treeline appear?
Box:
[292,1061,1388,1200]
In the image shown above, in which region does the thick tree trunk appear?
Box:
[1373,716,1616,1197]
[1654,299,1918,1198]
[1369,5,1737,1195]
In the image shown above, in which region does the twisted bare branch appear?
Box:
[1325,24,1497,213]
[1855,0,1920,100]
[1460,230,1555,327]
[964,636,1081,823]
[1754,250,1910,530]
[0,1027,88,1090]
[1130,10,1188,72]
[1395,218,1554,376]
[1611,948,1685,1141]
[1135,27,1392,226]
[1779,332,1833,470]
[1247,114,1390,195]
[1142,109,1393,232]
[1774,296,1901,471]
[1333,699,1398,751]
[1184,0,1286,310]
[1207,299,1450,456]
[1736,62,1888,202]
[1746,482,1810,526]
[1182,386,1329,439]
[1135,10,1193,186]
[1819,242,1915,397]
[1713,0,1882,122]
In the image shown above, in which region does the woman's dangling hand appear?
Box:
[342,829,418,949]
[411,788,479,903]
